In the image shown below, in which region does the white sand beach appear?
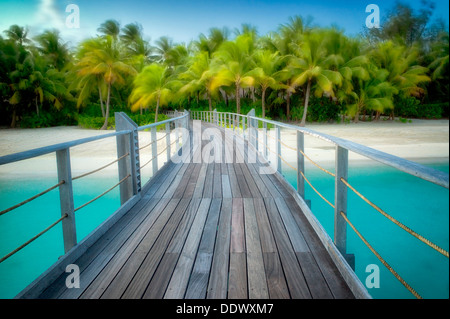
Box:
[0,119,448,178]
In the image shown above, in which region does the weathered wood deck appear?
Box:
[30,123,354,299]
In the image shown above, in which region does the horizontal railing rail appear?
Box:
[191,109,449,299]
[0,111,189,268]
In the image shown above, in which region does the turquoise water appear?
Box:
[282,160,449,299]
[0,174,121,299]
[0,160,448,299]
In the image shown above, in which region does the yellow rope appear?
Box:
[264,129,335,177]
[74,174,131,213]
[264,142,335,209]
[340,211,423,299]
[340,177,449,258]
[0,180,65,217]
[72,153,129,181]
[0,213,68,264]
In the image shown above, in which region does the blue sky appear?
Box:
[0,0,448,47]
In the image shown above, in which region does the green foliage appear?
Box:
[1,2,448,129]
[77,113,168,129]
[20,109,77,128]
[394,97,449,119]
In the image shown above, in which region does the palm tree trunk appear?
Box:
[261,87,266,118]
[99,86,105,117]
[235,83,240,114]
[101,83,111,130]
[300,79,311,127]
[10,106,16,128]
[155,96,160,123]
[208,92,212,112]
[35,96,40,117]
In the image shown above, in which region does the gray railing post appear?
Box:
[115,112,141,205]
[334,146,351,265]
[56,148,77,253]
[213,109,217,126]
[247,109,255,146]
[276,125,281,173]
[151,126,158,177]
[297,131,305,199]
[166,122,171,163]
[263,122,268,159]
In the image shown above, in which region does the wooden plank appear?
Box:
[160,163,190,199]
[233,163,252,198]
[192,164,208,199]
[264,198,311,299]
[99,198,181,299]
[142,253,179,299]
[207,198,232,299]
[166,198,202,254]
[263,252,290,299]
[172,163,196,199]
[227,163,242,198]
[121,198,192,299]
[183,163,202,199]
[295,252,333,299]
[221,175,232,199]
[184,198,222,299]
[230,198,245,253]
[164,199,212,299]
[213,163,222,198]
[41,194,159,299]
[284,197,354,299]
[244,161,272,198]
[243,198,269,299]
[274,197,310,253]
[202,163,214,199]
[77,197,172,299]
[253,198,277,254]
[228,253,247,299]
[239,163,262,198]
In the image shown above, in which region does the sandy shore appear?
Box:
[0,119,448,178]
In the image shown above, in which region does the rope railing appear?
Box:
[139,133,168,151]
[0,213,68,264]
[0,180,65,218]
[74,174,131,213]
[339,211,423,299]
[340,177,449,258]
[72,153,130,181]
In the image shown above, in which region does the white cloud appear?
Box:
[33,0,65,32]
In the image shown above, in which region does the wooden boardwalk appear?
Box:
[32,123,354,299]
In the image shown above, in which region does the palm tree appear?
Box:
[121,23,154,71]
[194,27,230,57]
[34,29,70,71]
[344,64,398,122]
[129,63,177,122]
[97,20,121,40]
[28,55,70,116]
[250,50,287,118]
[153,36,174,64]
[3,25,31,47]
[179,51,216,111]
[75,35,137,129]
[369,41,431,118]
[289,30,343,126]
[211,33,256,114]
